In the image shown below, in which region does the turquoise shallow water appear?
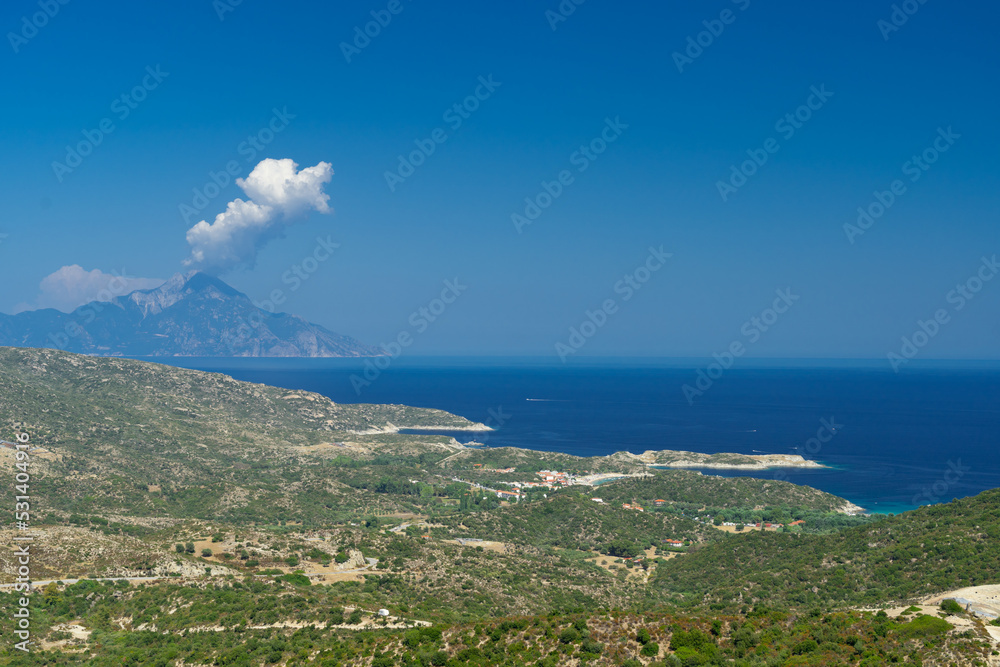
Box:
[151,357,1000,514]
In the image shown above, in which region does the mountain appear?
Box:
[0,271,381,357]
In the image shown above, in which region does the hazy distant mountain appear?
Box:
[0,271,380,357]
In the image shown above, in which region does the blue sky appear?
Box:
[2,0,998,359]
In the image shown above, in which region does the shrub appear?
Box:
[792,639,818,655]
[278,573,311,586]
[559,627,580,644]
[940,599,964,615]
[899,615,952,638]
[636,628,651,645]
[403,629,422,648]
[640,641,659,657]
[201,548,212,557]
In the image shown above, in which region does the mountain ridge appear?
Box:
[0,271,379,357]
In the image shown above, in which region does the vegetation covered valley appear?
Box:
[1,348,998,666]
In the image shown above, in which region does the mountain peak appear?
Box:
[130,272,241,315]
[178,271,241,297]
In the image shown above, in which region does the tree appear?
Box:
[348,609,363,625]
[201,548,212,557]
[713,514,724,526]
[185,542,195,554]
[175,543,184,553]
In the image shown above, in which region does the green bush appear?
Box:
[559,627,580,644]
[792,639,817,654]
[898,615,952,638]
[940,599,964,615]
[640,641,659,657]
[278,573,311,586]
[404,629,422,648]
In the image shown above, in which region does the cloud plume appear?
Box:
[15,265,163,313]
[184,158,333,273]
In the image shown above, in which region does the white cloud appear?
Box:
[238,158,332,215]
[183,158,333,273]
[16,265,164,313]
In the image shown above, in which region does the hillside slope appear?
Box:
[0,347,483,521]
[654,488,1000,610]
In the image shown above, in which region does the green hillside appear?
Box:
[655,488,1000,611]
[2,348,999,665]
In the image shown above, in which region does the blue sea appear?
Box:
[148,357,1000,514]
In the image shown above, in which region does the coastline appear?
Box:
[616,449,829,471]
[351,422,494,436]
